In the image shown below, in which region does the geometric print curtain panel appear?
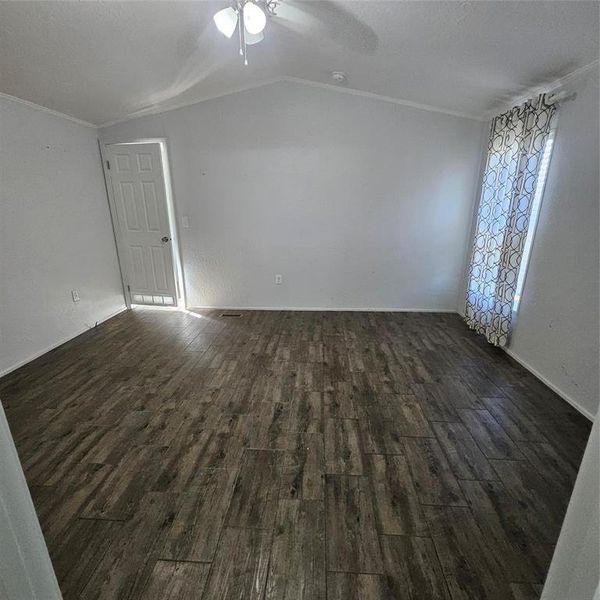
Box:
[465,94,557,346]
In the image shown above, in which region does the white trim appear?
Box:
[0,307,127,378]
[6,61,596,130]
[0,91,96,128]
[504,347,595,422]
[188,305,458,313]
[483,59,599,120]
[98,77,286,128]
[98,76,484,128]
[158,140,187,310]
[279,77,485,121]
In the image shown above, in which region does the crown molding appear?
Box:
[4,59,598,129]
[97,77,286,128]
[98,76,486,129]
[0,91,96,128]
[482,59,599,121]
[279,77,485,121]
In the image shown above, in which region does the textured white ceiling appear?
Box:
[0,1,598,126]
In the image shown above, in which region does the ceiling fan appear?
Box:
[213,1,378,66]
[213,0,279,65]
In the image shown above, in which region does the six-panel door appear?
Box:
[106,143,177,306]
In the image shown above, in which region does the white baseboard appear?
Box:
[0,306,128,378]
[189,305,458,313]
[504,347,595,421]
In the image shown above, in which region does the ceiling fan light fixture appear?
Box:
[243,1,267,35]
[213,6,238,38]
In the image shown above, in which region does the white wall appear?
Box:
[541,415,599,600]
[101,81,485,311]
[507,70,600,419]
[0,97,125,376]
[0,404,61,599]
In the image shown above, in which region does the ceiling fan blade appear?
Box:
[275,2,321,31]
[274,0,378,54]
[132,24,229,113]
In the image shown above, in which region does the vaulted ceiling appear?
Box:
[0,1,598,126]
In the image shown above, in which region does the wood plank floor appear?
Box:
[0,308,591,600]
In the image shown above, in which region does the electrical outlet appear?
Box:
[275,274,283,285]
[71,289,80,302]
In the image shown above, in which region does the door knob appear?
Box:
[161,236,171,243]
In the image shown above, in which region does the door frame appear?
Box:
[99,138,186,310]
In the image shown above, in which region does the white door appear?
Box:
[104,143,177,306]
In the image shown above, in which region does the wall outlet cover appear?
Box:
[71,290,80,302]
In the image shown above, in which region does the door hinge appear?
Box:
[106,160,110,170]
[127,284,130,291]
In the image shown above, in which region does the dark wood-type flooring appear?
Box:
[0,308,592,600]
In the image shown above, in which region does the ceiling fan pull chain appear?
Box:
[236,0,248,65]
[237,1,244,57]
[243,16,248,65]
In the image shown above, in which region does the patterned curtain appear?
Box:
[465,94,557,346]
